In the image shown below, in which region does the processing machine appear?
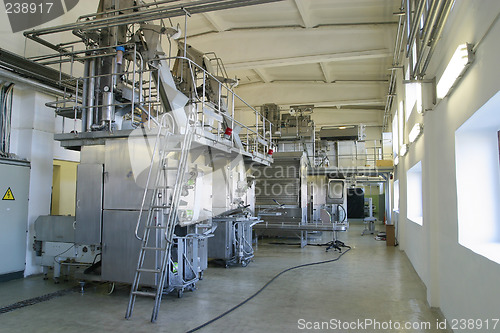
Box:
[27,0,275,322]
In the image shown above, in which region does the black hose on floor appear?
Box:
[186,247,352,333]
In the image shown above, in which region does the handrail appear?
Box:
[157,56,274,154]
[134,117,169,240]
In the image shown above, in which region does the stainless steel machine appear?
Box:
[27,0,275,322]
[208,154,261,267]
[253,151,310,247]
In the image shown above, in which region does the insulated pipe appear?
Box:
[81,59,90,132]
[0,68,67,97]
[86,58,96,131]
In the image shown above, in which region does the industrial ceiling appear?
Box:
[169,0,401,128]
[3,0,401,129]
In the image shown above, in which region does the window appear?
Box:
[392,111,399,158]
[393,179,400,212]
[455,91,500,263]
[407,161,423,225]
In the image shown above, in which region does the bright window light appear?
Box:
[400,144,408,156]
[456,91,500,264]
[409,123,423,143]
[399,101,404,147]
[407,161,423,225]
[436,43,474,99]
[393,179,400,212]
[392,111,399,158]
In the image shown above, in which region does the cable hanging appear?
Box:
[0,82,15,157]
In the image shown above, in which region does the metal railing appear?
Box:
[41,47,274,160]
[160,56,274,158]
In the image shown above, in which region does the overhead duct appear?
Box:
[319,125,360,141]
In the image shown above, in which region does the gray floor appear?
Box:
[0,224,451,333]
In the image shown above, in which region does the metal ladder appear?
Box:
[125,118,194,322]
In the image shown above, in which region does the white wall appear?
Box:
[393,0,500,322]
[9,85,79,276]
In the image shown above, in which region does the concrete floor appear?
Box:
[0,223,451,333]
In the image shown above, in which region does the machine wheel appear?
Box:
[199,271,204,280]
[177,289,184,298]
[241,260,248,267]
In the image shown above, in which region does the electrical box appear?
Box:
[0,159,30,281]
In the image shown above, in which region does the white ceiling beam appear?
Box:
[294,0,313,28]
[187,22,398,39]
[186,0,227,32]
[319,62,333,83]
[253,68,271,83]
[293,99,385,108]
[237,79,388,87]
[202,12,227,32]
[235,99,385,111]
[311,98,385,107]
[224,49,391,70]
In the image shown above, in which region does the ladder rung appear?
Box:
[142,246,165,251]
[137,268,161,273]
[132,291,157,297]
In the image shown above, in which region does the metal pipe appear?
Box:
[406,0,427,56]
[0,68,67,97]
[25,0,286,37]
[81,60,90,132]
[86,58,96,131]
[421,0,443,47]
[406,0,412,38]
[29,44,131,62]
[413,0,445,74]
[39,52,117,65]
[77,0,182,21]
[419,0,454,76]
[74,79,79,133]
[393,8,404,62]
[382,0,406,130]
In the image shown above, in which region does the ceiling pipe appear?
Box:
[421,0,442,46]
[406,0,427,56]
[413,0,446,76]
[0,68,68,97]
[382,0,406,131]
[418,0,455,76]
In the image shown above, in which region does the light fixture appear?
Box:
[436,43,474,99]
[400,144,409,156]
[338,126,347,130]
[409,123,423,143]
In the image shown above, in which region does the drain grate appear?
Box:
[0,287,75,315]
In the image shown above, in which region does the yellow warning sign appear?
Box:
[2,187,15,200]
